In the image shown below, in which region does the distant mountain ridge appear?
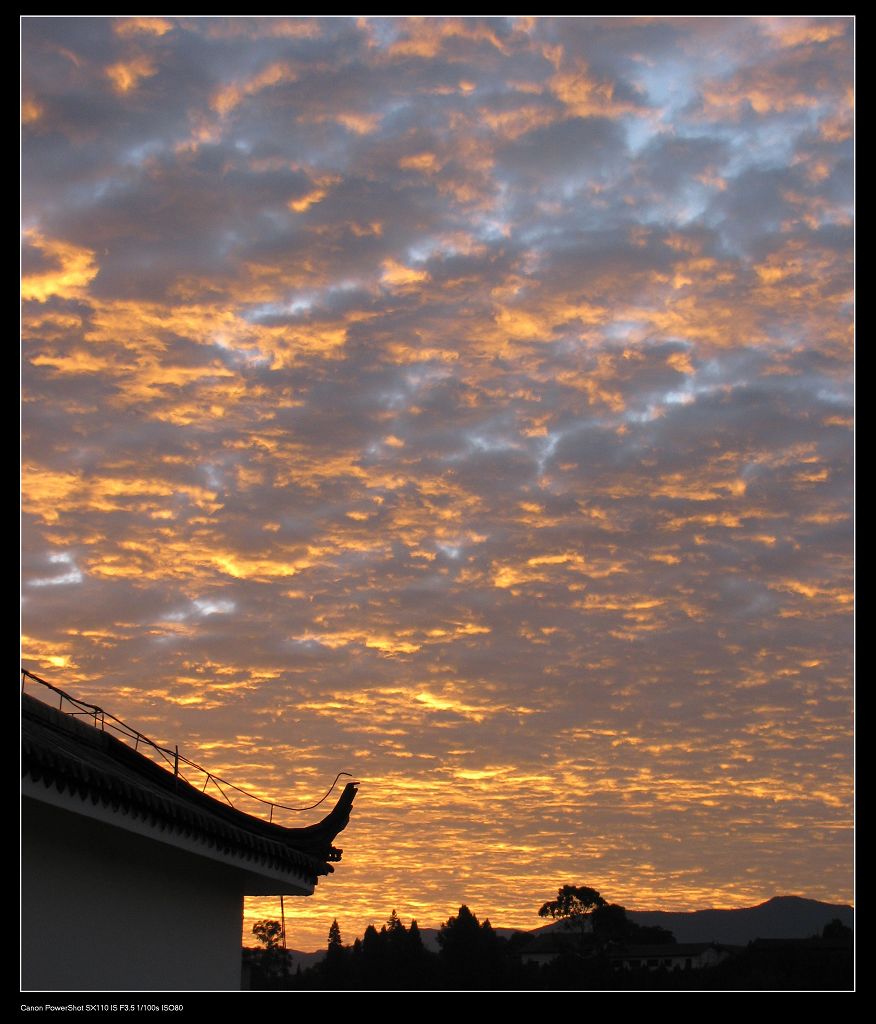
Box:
[625,895,853,945]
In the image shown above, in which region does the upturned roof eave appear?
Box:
[21,692,357,882]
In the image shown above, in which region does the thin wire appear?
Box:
[282,771,354,811]
[22,668,355,819]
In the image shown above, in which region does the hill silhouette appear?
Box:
[529,895,852,945]
[624,896,852,944]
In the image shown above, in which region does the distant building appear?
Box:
[21,685,357,991]
[520,934,734,972]
[607,942,732,971]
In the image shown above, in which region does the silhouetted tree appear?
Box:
[384,910,406,956]
[822,918,853,942]
[328,919,344,952]
[538,885,606,952]
[629,921,676,944]
[358,923,389,988]
[252,919,283,950]
[404,918,433,987]
[361,922,383,962]
[251,919,287,982]
[592,902,675,944]
[438,905,503,988]
[592,902,629,940]
[321,918,348,987]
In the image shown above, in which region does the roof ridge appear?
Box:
[22,690,357,877]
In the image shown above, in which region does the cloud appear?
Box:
[22,15,853,950]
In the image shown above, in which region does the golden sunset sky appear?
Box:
[21,16,853,951]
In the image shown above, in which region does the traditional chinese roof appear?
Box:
[22,692,357,888]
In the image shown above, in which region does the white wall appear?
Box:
[22,797,245,991]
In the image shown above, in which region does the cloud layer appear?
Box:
[22,16,853,949]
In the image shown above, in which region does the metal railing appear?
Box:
[21,668,352,824]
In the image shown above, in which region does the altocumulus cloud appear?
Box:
[22,16,852,949]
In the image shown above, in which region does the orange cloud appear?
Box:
[550,66,638,119]
[398,152,441,174]
[21,233,98,303]
[22,98,43,124]
[212,61,298,116]
[114,17,173,37]
[381,259,429,288]
[106,55,157,94]
[762,18,848,49]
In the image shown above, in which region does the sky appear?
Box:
[21,16,853,951]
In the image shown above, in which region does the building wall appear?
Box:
[22,797,245,991]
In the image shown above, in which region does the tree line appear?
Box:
[247,884,673,990]
[245,884,852,990]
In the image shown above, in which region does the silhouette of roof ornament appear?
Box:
[22,677,358,883]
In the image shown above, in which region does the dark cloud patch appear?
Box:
[21,241,60,277]
[634,134,729,195]
[497,116,628,181]
[549,420,636,473]
[530,229,680,298]
[22,375,123,451]
[640,379,842,456]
